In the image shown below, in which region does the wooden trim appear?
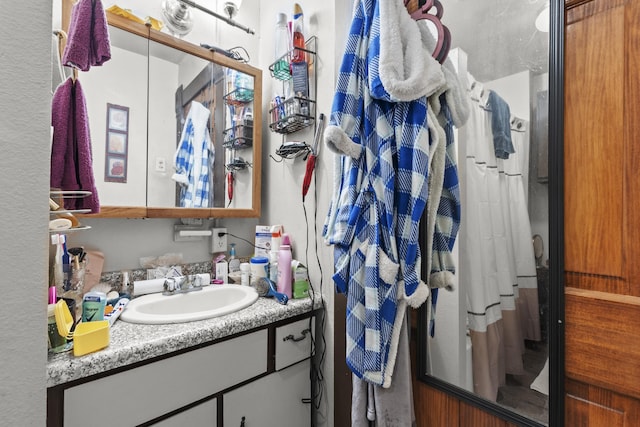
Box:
[564,271,628,294]
[565,287,640,400]
[105,11,150,38]
[148,26,215,62]
[80,206,148,218]
[61,0,74,33]
[566,0,628,23]
[566,0,596,10]
[624,0,640,297]
[333,293,351,427]
[251,69,263,218]
[566,379,640,425]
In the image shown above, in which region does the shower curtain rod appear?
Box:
[179,0,255,35]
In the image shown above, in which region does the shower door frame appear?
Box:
[416,1,565,426]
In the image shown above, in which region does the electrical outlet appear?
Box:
[212,228,227,253]
[155,157,166,172]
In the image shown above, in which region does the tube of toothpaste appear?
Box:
[105,298,130,327]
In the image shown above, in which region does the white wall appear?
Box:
[81,44,149,206]
[258,2,339,425]
[1,2,51,425]
[485,70,532,121]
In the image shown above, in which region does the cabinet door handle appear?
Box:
[283,328,310,342]
[240,415,246,427]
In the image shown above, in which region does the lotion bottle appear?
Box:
[291,4,305,63]
[277,244,292,298]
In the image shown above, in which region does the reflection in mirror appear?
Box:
[147,39,254,209]
[81,25,148,207]
[422,1,549,425]
[80,18,257,214]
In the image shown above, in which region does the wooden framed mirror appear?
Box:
[59,6,262,219]
[415,1,564,426]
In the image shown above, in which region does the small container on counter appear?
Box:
[81,291,107,323]
[48,304,69,353]
[249,256,269,284]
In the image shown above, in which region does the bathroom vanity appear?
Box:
[47,297,320,426]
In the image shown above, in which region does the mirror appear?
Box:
[417,1,560,426]
[77,12,262,218]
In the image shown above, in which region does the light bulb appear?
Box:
[535,4,550,33]
[223,0,243,19]
[161,0,194,37]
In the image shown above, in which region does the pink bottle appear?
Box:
[277,243,292,298]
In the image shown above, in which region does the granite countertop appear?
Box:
[47,294,322,388]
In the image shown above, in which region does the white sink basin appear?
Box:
[120,284,259,324]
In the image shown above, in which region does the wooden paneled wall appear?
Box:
[564,0,640,424]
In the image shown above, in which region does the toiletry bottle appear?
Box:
[269,250,279,284]
[82,291,107,322]
[270,225,283,252]
[240,262,251,286]
[274,12,291,77]
[277,244,292,298]
[291,4,305,63]
[229,243,240,273]
[121,271,131,295]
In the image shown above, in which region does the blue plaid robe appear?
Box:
[323,0,459,386]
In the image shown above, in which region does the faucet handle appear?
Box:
[164,278,176,293]
[192,274,203,288]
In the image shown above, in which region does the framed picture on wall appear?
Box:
[107,131,127,155]
[107,103,129,132]
[105,103,129,183]
[105,155,127,182]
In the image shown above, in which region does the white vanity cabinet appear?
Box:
[223,360,310,427]
[224,317,315,427]
[47,312,317,427]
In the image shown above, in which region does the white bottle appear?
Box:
[269,250,279,283]
[240,263,251,286]
[274,13,291,76]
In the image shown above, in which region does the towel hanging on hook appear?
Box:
[62,0,111,73]
[53,30,78,82]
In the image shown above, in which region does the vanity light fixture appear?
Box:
[161,0,194,37]
[161,0,255,37]
[223,0,243,19]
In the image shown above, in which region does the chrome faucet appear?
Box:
[162,275,204,295]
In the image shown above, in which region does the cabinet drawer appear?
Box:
[64,329,267,427]
[223,359,311,427]
[275,317,314,371]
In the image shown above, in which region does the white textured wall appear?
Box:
[1,2,51,425]
[257,2,340,425]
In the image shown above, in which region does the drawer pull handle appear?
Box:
[283,328,310,342]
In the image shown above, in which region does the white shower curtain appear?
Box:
[458,81,540,402]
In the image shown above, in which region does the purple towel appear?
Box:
[63,0,111,72]
[51,78,100,213]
